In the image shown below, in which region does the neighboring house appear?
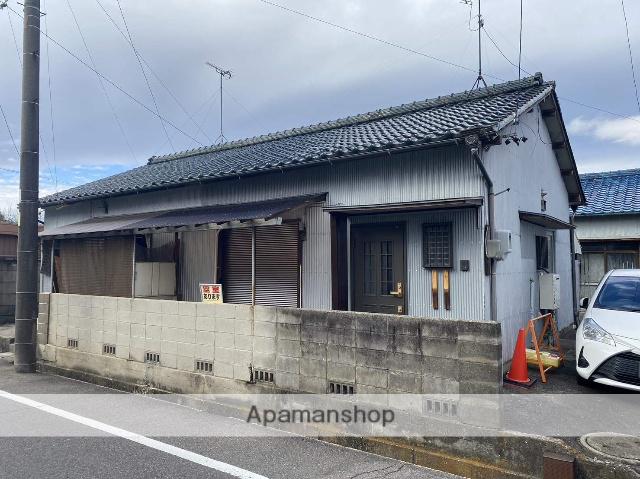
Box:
[39,73,585,360]
[575,168,640,299]
[0,223,18,324]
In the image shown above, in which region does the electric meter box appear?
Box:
[495,230,512,255]
[539,272,560,310]
[486,230,512,260]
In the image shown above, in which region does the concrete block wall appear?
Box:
[40,294,502,395]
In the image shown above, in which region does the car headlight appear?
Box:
[582,317,616,346]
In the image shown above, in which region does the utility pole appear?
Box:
[14,0,41,373]
[205,62,232,144]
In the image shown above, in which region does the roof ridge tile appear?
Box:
[149,74,546,164]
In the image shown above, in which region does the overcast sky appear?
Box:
[1,0,639,212]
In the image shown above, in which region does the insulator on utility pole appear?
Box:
[14,0,41,373]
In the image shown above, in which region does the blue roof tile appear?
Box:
[577,169,640,216]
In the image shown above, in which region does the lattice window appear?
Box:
[423,223,453,269]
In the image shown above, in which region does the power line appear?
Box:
[151,89,219,157]
[94,0,214,145]
[483,26,528,74]
[5,5,22,66]
[8,5,204,145]
[115,0,174,150]
[43,0,58,191]
[256,0,484,78]
[480,15,640,127]
[260,0,640,127]
[0,104,19,156]
[4,4,57,185]
[560,96,640,124]
[620,0,640,114]
[65,0,137,165]
[222,86,268,132]
[0,166,20,174]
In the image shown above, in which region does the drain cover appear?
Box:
[582,433,640,463]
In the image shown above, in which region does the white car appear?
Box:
[576,269,640,391]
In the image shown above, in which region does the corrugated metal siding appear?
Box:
[302,205,331,309]
[575,215,640,241]
[149,232,175,262]
[44,145,481,226]
[351,209,485,320]
[179,230,218,302]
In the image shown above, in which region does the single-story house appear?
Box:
[39,73,585,359]
[575,168,640,299]
[0,222,18,324]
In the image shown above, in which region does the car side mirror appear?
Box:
[580,297,589,309]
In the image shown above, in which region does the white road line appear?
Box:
[0,389,269,479]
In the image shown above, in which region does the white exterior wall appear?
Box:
[483,106,573,358]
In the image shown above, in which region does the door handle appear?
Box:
[389,282,403,298]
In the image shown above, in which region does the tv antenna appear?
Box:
[462,0,487,89]
[206,62,233,144]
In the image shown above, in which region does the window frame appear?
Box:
[422,222,453,269]
[535,233,556,272]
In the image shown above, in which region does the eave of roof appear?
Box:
[538,90,586,206]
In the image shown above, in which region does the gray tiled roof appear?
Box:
[41,74,554,206]
[577,169,640,216]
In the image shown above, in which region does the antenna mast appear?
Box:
[206,62,232,144]
[470,0,487,89]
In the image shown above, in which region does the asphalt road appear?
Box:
[0,355,460,479]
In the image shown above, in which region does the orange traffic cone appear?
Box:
[504,328,536,387]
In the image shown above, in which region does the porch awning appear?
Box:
[40,193,326,238]
[323,197,484,215]
[519,211,573,230]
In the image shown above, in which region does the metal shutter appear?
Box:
[221,228,253,304]
[255,223,299,307]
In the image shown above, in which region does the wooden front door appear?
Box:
[352,223,406,315]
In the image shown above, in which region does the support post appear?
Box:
[569,207,579,327]
[15,0,41,373]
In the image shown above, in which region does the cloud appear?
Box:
[1,0,640,211]
[568,116,640,146]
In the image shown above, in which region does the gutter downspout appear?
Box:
[569,206,578,327]
[467,136,497,323]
